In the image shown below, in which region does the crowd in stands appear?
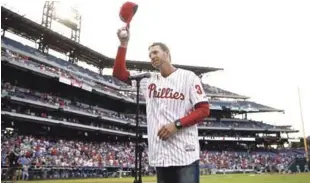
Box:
[200,150,296,170]
[1,135,143,169]
[1,135,147,180]
[1,134,305,180]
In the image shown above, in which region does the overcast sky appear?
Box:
[1,0,310,137]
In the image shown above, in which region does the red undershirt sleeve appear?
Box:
[112,46,130,82]
[179,103,210,127]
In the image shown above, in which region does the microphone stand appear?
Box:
[133,78,144,183]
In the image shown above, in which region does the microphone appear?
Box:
[128,72,151,80]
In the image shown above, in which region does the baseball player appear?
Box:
[113,27,210,183]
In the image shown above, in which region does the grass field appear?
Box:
[15,173,310,183]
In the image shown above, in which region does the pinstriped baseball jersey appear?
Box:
[139,68,208,167]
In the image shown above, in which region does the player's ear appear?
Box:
[166,52,171,62]
[164,52,169,61]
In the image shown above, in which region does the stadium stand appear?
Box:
[1,36,286,113]
[1,5,309,182]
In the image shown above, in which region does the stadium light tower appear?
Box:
[39,1,82,64]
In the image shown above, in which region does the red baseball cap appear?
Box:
[119,1,138,27]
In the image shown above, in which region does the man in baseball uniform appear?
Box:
[113,27,210,183]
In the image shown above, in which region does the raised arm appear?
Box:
[112,28,131,82]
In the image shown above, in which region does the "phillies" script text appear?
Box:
[148,83,185,100]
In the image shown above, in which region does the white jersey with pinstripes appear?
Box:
[139,68,208,167]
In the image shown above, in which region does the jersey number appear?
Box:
[195,85,203,94]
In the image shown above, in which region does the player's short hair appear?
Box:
[149,42,171,62]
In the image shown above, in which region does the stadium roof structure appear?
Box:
[1,6,223,75]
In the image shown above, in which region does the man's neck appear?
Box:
[160,63,176,77]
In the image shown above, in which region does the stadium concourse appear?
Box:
[1,6,309,183]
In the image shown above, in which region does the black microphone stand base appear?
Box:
[133,180,142,183]
[133,143,144,183]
